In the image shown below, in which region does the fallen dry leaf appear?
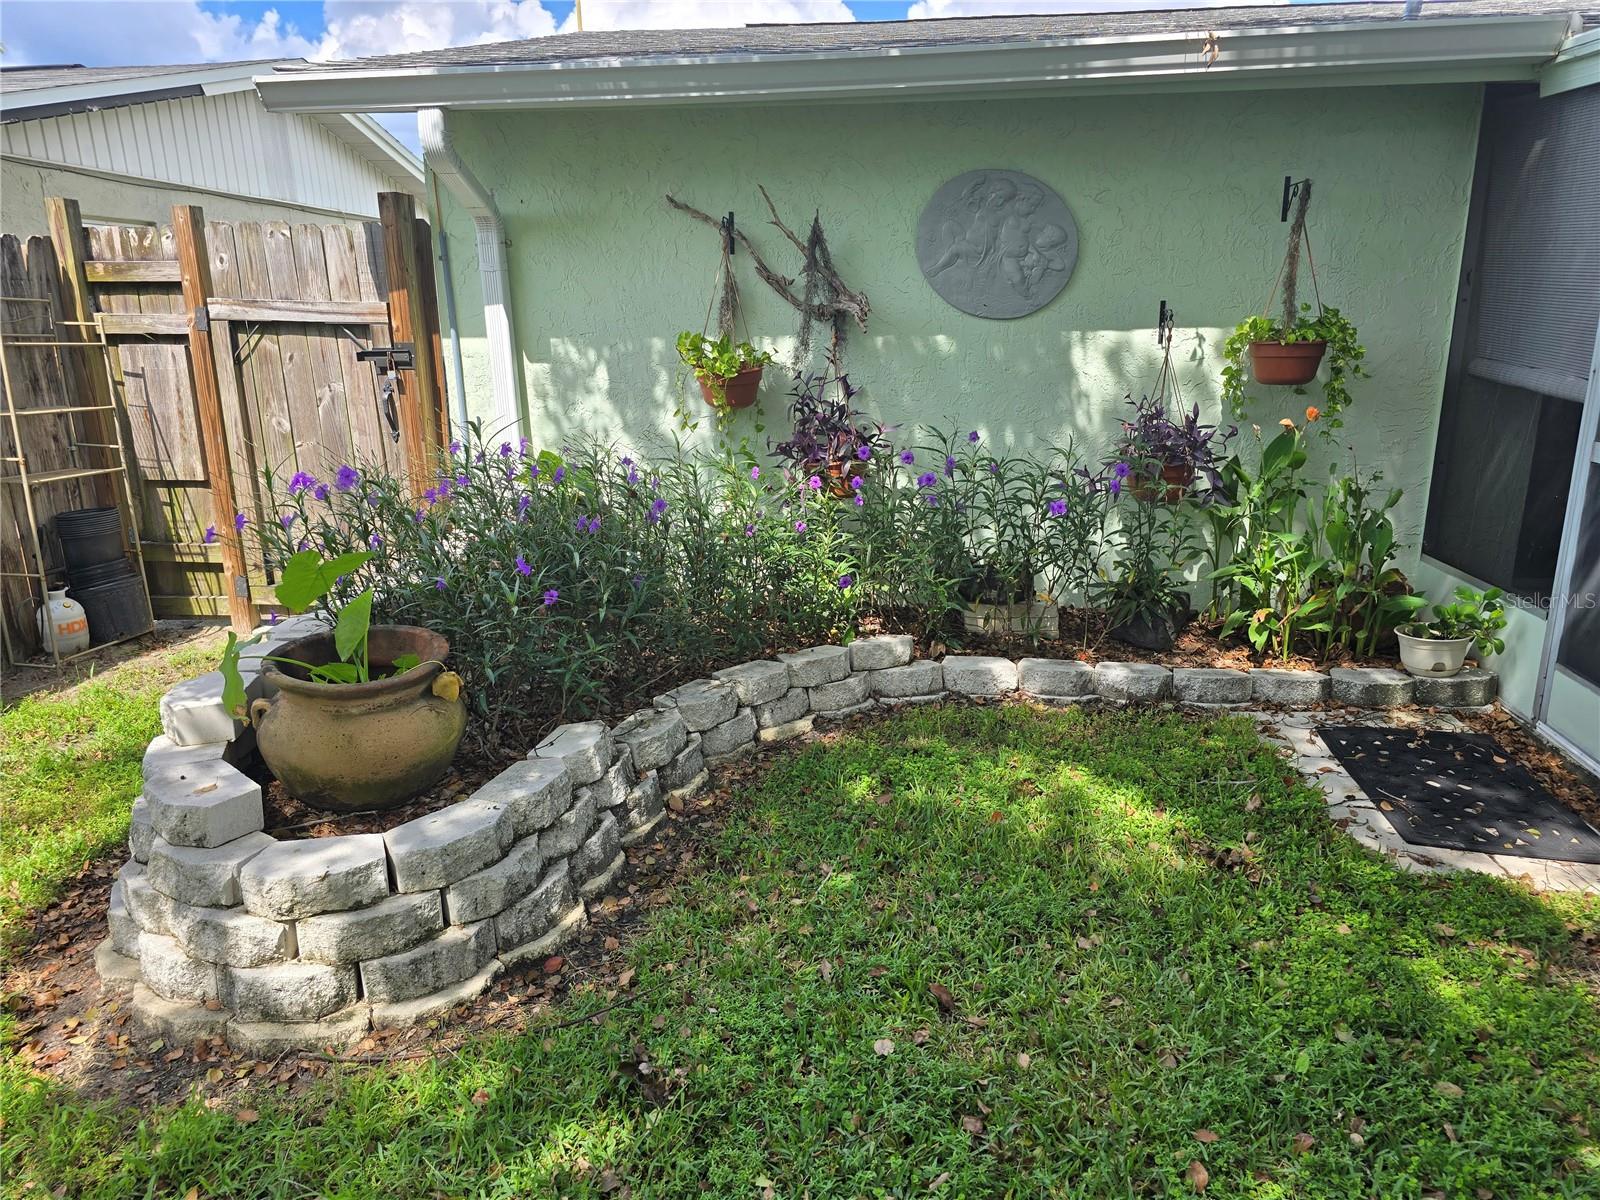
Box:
[235,1109,259,1125]
[1290,1132,1316,1155]
[1193,1129,1218,1144]
[1186,1160,1210,1192]
[873,1038,895,1057]
[929,982,956,1014]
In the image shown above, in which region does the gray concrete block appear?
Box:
[579,757,633,812]
[137,930,218,1003]
[146,832,275,908]
[777,644,850,687]
[875,694,946,708]
[94,938,142,988]
[658,733,704,792]
[942,656,1019,697]
[482,757,572,838]
[443,836,543,925]
[1414,667,1498,708]
[159,671,246,748]
[622,773,663,833]
[531,721,612,786]
[809,673,871,714]
[1330,667,1415,707]
[571,811,622,894]
[359,919,496,1004]
[169,902,294,968]
[145,757,263,849]
[1017,658,1095,698]
[540,787,597,859]
[107,882,141,957]
[753,687,810,728]
[758,716,814,741]
[495,862,577,961]
[701,707,757,757]
[228,1005,370,1055]
[240,833,389,919]
[119,861,174,935]
[225,960,358,1023]
[1094,662,1172,702]
[612,708,688,771]
[849,635,913,672]
[654,678,739,732]
[297,891,445,963]
[370,961,500,1029]
[384,799,514,893]
[142,734,228,781]
[1173,667,1252,705]
[1251,668,1330,706]
[712,659,791,707]
[128,983,231,1046]
[128,796,154,864]
[870,661,943,698]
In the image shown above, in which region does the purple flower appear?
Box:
[808,475,823,491]
[744,523,757,536]
[503,467,515,482]
[627,467,640,485]
[517,494,532,518]
[853,493,865,507]
[499,442,514,458]
[434,576,447,591]
[1108,477,1123,496]
[474,451,485,465]
[1048,499,1069,518]
[794,520,807,534]
[265,611,280,626]
[436,478,452,498]
[542,588,559,608]
[987,461,1000,476]
[288,471,317,494]
[455,474,469,488]
[631,573,644,588]
[202,525,217,544]
[856,444,871,462]
[925,493,939,507]
[518,437,531,457]
[233,512,248,533]
[278,512,296,530]
[529,464,541,479]
[899,450,915,466]
[334,465,359,492]
[621,456,633,467]
[553,466,566,483]
[449,439,462,456]
[368,533,382,549]
[424,487,439,506]
[944,455,957,477]
[916,472,936,489]
[514,554,532,577]
[967,430,980,444]
[1113,461,1131,480]
[750,466,761,481]
[650,497,668,519]
[413,509,425,523]
[313,483,331,502]
[837,574,854,590]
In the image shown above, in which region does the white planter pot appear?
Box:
[962,600,1059,639]
[1396,628,1472,677]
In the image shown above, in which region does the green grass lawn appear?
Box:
[5,703,1599,1197]
[0,635,219,954]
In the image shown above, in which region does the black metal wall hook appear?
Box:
[1281,176,1312,222]
[1157,299,1175,348]
[721,211,736,255]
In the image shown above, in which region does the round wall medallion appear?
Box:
[915,169,1079,320]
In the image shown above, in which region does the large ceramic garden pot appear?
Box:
[250,625,466,812]
[696,363,764,410]
[1395,627,1472,677]
[1248,340,1327,386]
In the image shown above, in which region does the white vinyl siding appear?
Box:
[1,89,414,218]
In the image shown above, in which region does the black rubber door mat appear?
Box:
[1318,725,1600,864]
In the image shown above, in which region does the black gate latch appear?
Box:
[357,344,416,442]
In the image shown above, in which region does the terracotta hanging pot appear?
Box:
[1130,462,1195,504]
[696,363,764,410]
[825,457,867,498]
[1248,340,1327,386]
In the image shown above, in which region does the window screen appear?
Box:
[1424,83,1600,602]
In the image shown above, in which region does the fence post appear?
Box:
[378,192,442,494]
[43,197,120,512]
[171,204,258,633]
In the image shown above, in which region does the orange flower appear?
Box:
[1253,608,1272,624]
[1278,417,1296,430]
[1305,405,1321,423]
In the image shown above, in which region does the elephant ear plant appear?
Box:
[217,548,422,720]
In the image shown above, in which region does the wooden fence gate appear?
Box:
[1,193,446,663]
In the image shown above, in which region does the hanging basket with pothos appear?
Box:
[677,331,773,410]
[1221,180,1367,430]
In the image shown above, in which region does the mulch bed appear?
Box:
[257,753,520,840]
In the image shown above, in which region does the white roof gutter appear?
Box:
[256,13,1577,114]
[418,108,523,438]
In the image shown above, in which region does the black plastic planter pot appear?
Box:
[56,506,125,571]
[75,572,149,645]
[1109,593,1192,652]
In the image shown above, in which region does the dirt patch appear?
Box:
[257,751,521,840]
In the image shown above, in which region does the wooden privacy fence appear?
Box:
[0,192,447,663]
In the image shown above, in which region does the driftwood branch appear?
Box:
[665,191,870,333]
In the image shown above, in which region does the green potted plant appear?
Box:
[1222,304,1366,427]
[1395,586,1507,677]
[219,548,466,812]
[677,331,773,411]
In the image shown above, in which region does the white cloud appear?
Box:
[562,0,854,32]
[907,0,1282,16]
[310,1,558,62]
[0,1,315,67]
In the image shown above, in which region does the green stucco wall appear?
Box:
[433,84,1481,567]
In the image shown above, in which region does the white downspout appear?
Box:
[418,107,523,438]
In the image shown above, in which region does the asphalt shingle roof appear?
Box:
[271,1,1587,75]
[0,60,283,95]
